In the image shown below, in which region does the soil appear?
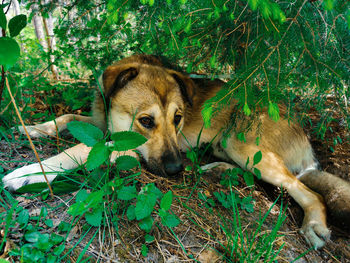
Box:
[0,109,349,262]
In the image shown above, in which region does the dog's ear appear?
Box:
[169,71,195,107]
[102,64,139,100]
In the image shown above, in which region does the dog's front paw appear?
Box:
[300,220,331,249]
[2,164,56,192]
[14,125,50,138]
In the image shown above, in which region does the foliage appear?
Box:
[66,121,179,254]
[0,0,349,261]
[0,8,25,69]
[0,193,66,263]
[0,0,349,142]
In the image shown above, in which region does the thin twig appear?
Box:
[5,76,54,198]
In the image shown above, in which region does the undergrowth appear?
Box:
[0,121,288,262]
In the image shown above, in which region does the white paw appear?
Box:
[2,164,57,192]
[13,125,47,138]
[14,122,57,138]
[300,221,331,249]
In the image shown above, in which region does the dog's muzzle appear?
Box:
[161,152,183,176]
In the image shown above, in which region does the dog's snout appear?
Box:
[162,152,183,175]
[164,161,183,175]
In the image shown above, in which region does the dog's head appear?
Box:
[101,57,195,176]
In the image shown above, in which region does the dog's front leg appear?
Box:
[3,143,139,192]
[3,143,92,191]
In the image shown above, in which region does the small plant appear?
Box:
[219,195,287,262]
[65,121,180,256]
[2,204,66,263]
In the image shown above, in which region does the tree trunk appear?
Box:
[12,0,20,16]
[42,16,58,79]
[32,11,47,50]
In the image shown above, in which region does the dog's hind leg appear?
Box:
[15,114,95,138]
[220,141,330,249]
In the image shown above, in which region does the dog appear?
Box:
[3,55,350,249]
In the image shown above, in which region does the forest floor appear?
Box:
[0,102,349,262]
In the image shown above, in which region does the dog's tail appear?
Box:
[299,170,350,231]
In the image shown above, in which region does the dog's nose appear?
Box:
[162,151,183,176]
[164,161,183,175]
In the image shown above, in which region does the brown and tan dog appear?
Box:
[3,55,350,249]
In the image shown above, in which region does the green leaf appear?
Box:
[36,233,51,251]
[243,171,254,187]
[145,183,163,199]
[135,186,160,220]
[86,141,110,170]
[243,103,251,116]
[141,244,148,256]
[201,104,213,128]
[47,255,57,263]
[0,8,6,30]
[17,180,80,194]
[148,0,155,6]
[324,0,334,11]
[116,155,139,170]
[248,0,258,11]
[160,191,173,211]
[0,37,20,69]
[117,185,137,200]
[184,17,191,33]
[145,234,154,243]
[138,216,153,232]
[57,221,70,232]
[255,136,260,146]
[126,205,136,220]
[237,132,246,143]
[253,151,262,166]
[53,244,65,256]
[185,165,192,171]
[240,196,254,213]
[50,233,64,245]
[268,102,280,122]
[253,167,261,179]
[8,14,27,37]
[68,190,104,217]
[111,131,147,151]
[210,55,217,68]
[67,121,104,147]
[25,231,41,243]
[76,189,89,203]
[45,219,53,228]
[17,209,29,228]
[135,194,156,220]
[214,191,232,209]
[86,206,103,226]
[161,213,180,228]
[16,182,50,193]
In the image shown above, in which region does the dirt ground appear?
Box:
[0,110,349,262]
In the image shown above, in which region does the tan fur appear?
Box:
[4,54,350,249]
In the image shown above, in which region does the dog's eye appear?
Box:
[174,114,182,126]
[139,117,155,129]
